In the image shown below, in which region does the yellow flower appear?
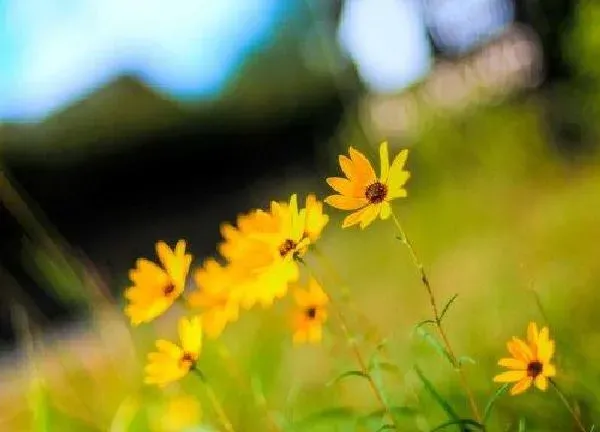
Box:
[292,277,329,344]
[218,194,325,309]
[125,240,192,325]
[303,194,329,243]
[325,141,410,229]
[187,259,241,339]
[158,395,202,432]
[493,322,557,395]
[145,316,202,387]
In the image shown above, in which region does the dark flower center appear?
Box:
[180,352,195,368]
[279,239,297,257]
[527,360,543,378]
[305,306,317,319]
[163,282,176,296]
[365,182,388,203]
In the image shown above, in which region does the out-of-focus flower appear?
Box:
[292,277,329,344]
[145,316,202,387]
[187,259,242,339]
[325,142,410,229]
[493,322,557,395]
[125,240,192,325]
[217,194,326,309]
[158,394,202,432]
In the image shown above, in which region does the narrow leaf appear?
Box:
[412,320,436,335]
[372,362,402,376]
[414,365,459,422]
[518,418,527,432]
[457,356,477,366]
[430,419,485,431]
[483,384,509,424]
[326,370,369,387]
[438,294,459,322]
[415,327,454,366]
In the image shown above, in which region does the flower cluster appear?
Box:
[121,141,577,432]
[123,194,329,386]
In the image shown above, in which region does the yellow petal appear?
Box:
[156,241,174,270]
[510,378,532,395]
[508,338,533,362]
[359,204,380,229]
[527,322,539,346]
[544,363,556,377]
[325,195,367,210]
[179,316,202,356]
[326,177,354,196]
[156,340,183,359]
[342,207,368,228]
[534,375,548,391]
[348,147,376,183]
[379,141,390,182]
[307,324,323,343]
[388,169,411,191]
[493,370,527,383]
[339,155,354,179]
[537,339,555,364]
[380,201,391,220]
[388,187,408,200]
[498,358,526,369]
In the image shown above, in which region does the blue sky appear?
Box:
[0,0,286,121]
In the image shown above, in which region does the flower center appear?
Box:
[305,306,317,320]
[180,352,195,368]
[279,239,297,257]
[527,360,543,378]
[365,182,388,203]
[163,282,176,296]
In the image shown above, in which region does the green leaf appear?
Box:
[412,320,436,335]
[370,361,402,375]
[375,425,395,431]
[291,407,357,431]
[413,366,460,423]
[457,356,477,367]
[518,418,527,432]
[482,384,509,424]
[414,327,454,367]
[438,294,459,322]
[430,419,485,431]
[326,370,369,387]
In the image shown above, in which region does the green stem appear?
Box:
[192,368,236,432]
[550,379,586,432]
[390,211,482,423]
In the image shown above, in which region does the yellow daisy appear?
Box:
[325,141,410,229]
[125,240,192,325]
[292,277,329,344]
[187,259,242,339]
[145,316,203,387]
[303,194,329,243]
[493,322,557,395]
[218,194,320,309]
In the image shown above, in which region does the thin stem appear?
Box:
[550,379,587,432]
[310,245,384,344]
[215,342,282,432]
[192,368,236,432]
[300,261,400,430]
[390,211,482,423]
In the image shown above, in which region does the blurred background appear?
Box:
[2,0,600,430]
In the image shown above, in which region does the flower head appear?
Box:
[187,259,242,339]
[292,277,329,344]
[125,240,192,325]
[217,194,326,309]
[325,142,410,229]
[493,322,557,395]
[145,316,202,387]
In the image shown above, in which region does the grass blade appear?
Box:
[326,370,369,387]
[430,419,485,431]
[482,384,509,424]
[438,294,459,322]
[414,365,459,422]
[415,328,454,367]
